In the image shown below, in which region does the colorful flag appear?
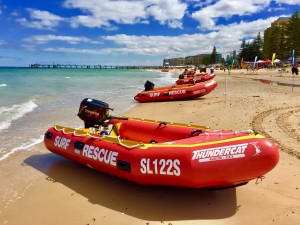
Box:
[240,58,244,68]
[253,56,258,69]
[227,66,231,76]
[231,59,235,67]
[292,49,295,65]
[271,53,276,65]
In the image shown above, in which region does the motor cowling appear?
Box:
[77,98,112,128]
[144,80,155,91]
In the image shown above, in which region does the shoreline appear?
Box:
[1,69,300,225]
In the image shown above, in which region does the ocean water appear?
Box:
[0,67,177,160]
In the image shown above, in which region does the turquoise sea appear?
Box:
[0,67,177,160]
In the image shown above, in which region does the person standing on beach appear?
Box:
[292,65,298,75]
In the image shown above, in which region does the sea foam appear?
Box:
[0,135,44,161]
[0,100,38,131]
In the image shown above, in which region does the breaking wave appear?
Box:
[0,135,44,161]
[0,100,38,131]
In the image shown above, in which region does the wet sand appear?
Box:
[1,68,300,225]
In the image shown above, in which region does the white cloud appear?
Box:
[100,16,278,57]
[35,16,279,58]
[192,0,272,29]
[64,0,187,29]
[11,1,297,63]
[145,0,187,28]
[44,47,100,54]
[17,8,64,30]
[23,34,101,45]
[13,0,298,32]
[275,0,300,4]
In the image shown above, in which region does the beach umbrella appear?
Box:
[274,59,280,63]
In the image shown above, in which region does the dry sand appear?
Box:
[1,68,300,225]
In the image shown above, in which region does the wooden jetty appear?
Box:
[29,63,161,70]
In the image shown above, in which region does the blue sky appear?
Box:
[0,0,299,66]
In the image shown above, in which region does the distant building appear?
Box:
[271,17,290,28]
[263,16,292,60]
[163,53,222,67]
[163,58,186,67]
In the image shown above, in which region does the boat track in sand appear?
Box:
[251,106,300,160]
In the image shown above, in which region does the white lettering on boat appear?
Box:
[54,136,71,150]
[193,89,206,95]
[149,92,160,97]
[192,143,248,163]
[82,144,118,166]
[169,90,186,95]
[140,158,181,176]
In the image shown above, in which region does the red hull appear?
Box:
[134,79,218,103]
[44,117,279,189]
[176,73,216,85]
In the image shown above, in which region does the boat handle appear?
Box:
[191,129,203,136]
[74,141,85,150]
[100,130,109,135]
[117,160,131,172]
[44,132,53,140]
[159,122,167,126]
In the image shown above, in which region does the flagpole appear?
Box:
[224,66,230,101]
[225,72,227,101]
[291,49,295,92]
[292,73,295,92]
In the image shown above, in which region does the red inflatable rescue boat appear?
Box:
[134,79,218,103]
[176,73,216,85]
[44,98,279,189]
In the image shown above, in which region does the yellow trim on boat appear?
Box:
[115,116,210,130]
[52,125,265,150]
[139,134,265,149]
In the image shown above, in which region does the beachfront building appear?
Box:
[271,17,290,28]
[263,16,293,60]
[163,53,222,67]
[163,57,186,67]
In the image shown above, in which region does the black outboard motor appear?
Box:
[77,98,112,128]
[144,80,155,91]
[200,67,207,73]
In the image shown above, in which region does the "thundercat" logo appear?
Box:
[192,143,248,163]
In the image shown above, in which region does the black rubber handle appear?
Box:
[191,129,202,137]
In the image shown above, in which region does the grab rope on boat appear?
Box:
[201,129,254,136]
[117,136,144,149]
[72,131,101,139]
[54,125,102,139]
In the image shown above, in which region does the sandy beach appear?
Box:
[1,68,300,225]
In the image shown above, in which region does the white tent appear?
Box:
[274,59,280,63]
